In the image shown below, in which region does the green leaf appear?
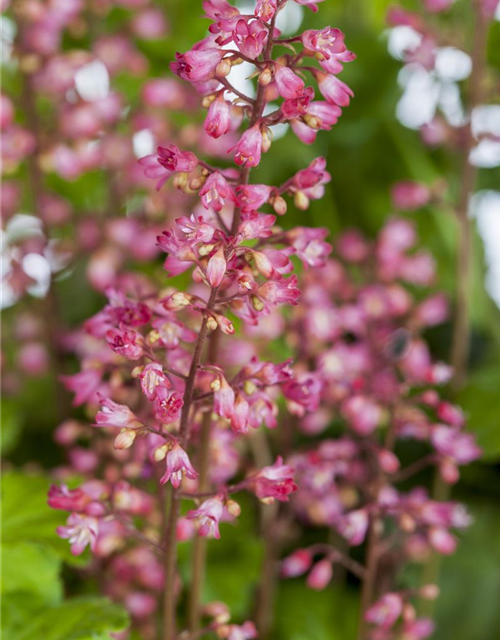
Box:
[2,596,129,640]
[0,398,22,455]
[1,471,86,564]
[457,365,500,460]
[275,581,358,640]
[1,541,62,604]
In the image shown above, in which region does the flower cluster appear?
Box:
[279,219,480,638]
[46,1,356,637]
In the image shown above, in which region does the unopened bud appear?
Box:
[153,444,169,461]
[173,172,189,190]
[400,513,416,533]
[189,177,203,190]
[171,292,192,307]
[271,195,287,215]
[226,499,241,517]
[303,114,321,130]
[207,316,218,331]
[201,93,218,109]
[198,243,215,257]
[261,127,272,153]
[294,191,310,211]
[210,377,222,392]
[260,496,275,505]
[251,295,265,312]
[215,59,231,77]
[131,365,145,378]
[147,329,160,345]
[114,429,136,450]
[258,67,272,86]
[420,584,440,600]
[243,380,257,395]
[203,601,230,625]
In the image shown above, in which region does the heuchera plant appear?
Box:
[279,219,480,640]
[49,0,356,638]
[43,1,485,639]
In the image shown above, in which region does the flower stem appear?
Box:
[187,329,221,633]
[450,0,488,391]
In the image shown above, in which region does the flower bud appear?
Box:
[114,429,137,450]
[272,195,287,215]
[420,584,440,600]
[251,295,265,311]
[206,315,218,331]
[153,444,169,461]
[226,499,241,517]
[303,114,321,129]
[215,59,231,77]
[171,292,192,307]
[258,67,273,86]
[261,126,272,153]
[201,93,218,108]
[294,191,310,211]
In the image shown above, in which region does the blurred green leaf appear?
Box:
[275,582,358,640]
[2,596,129,640]
[1,471,86,564]
[457,365,500,460]
[1,541,62,604]
[0,398,22,456]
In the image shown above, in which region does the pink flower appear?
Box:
[338,508,369,545]
[205,94,231,138]
[287,227,332,268]
[61,368,102,406]
[95,394,140,428]
[106,327,143,360]
[157,144,198,173]
[138,153,172,190]
[230,125,263,167]
[48,484,91,512]
[306,558,333,590]
[292,156,331,194]
[391,181,432,210]
[233,19,268,59]
[428,526,457,554]
[230,392,250,432]
[153,388,184,424]
[283,373,322,413]
[402,618,435,640]
[57,513,99,555]
[206,246,227,287]
[187,495,224,539]
[317,72,353,107]
[281,87,315,120]
[199,172,235,212]
[236,184,272,212]
[301,27,346,59]
[139,362,172,400]
[431,426,481,465]
[423,0,454,13]
[255,0,277,21]
[341,395,383,435]
[172,46,225,82]
[274,65,305,100]
[365,592,403,630]
[258,275,301,306]
[281,549,313,577]
[293,0,326,12]
[227,622,257,640]
[250,456,297,502]
[213,374,235,418]
[160,443,198,487]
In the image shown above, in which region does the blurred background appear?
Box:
[2,1,500,639]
